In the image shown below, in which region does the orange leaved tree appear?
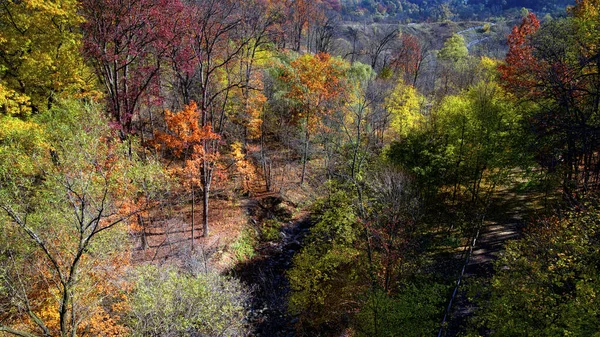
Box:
[279,52,349,185]
[155,102,220,243]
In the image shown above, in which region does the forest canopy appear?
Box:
[1,0,598,336]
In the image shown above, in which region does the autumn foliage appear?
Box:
[498,13,541,96]
[156,102,219,159]
[154,102,220,193]
[7,0,600,336]
[81,0,188,134]
[279,52,349,184]
[282,53,348,128]
[390,34,423,83]
[0,0,95,114]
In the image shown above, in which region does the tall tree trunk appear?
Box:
[300,126,310,186]
[191,184,195,251]
[138,214,148,250]
[260,131,271,192]
[452,116,467,205]
[59,284,72,337]
[203,186,209,237]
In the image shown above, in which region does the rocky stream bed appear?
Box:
[232,197,312,337]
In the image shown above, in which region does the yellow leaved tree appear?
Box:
[0,0,96,115]
[386,79,423,139]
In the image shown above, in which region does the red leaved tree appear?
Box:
[500,10,600,191]
[390,33,426,86]
[498,13,541,97]
[81,0,187,137]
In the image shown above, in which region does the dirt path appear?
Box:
[457,22,495,49]
[456,23,495,35]
[441,188,544,336]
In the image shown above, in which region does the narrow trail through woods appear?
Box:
[442,187,545,336]
[457,22,495,49]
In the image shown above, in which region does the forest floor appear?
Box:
[442,184,549,336]
[129,152,322,335]
[131,196,248,265]
[131,145,316,266]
